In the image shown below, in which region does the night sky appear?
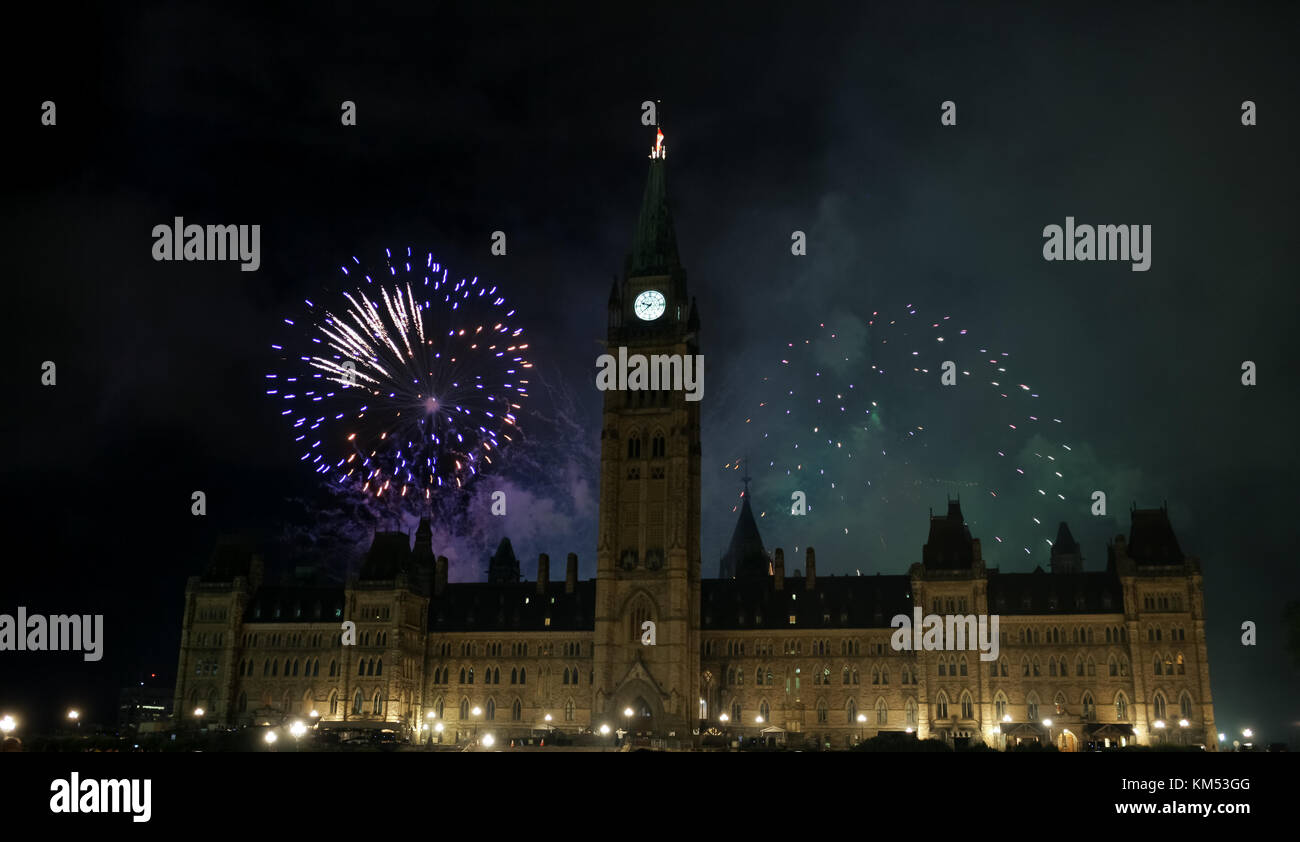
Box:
[3,2,1297,743]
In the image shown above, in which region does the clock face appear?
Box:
[634,290,666,321]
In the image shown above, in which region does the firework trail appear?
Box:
[725,305,1085,565]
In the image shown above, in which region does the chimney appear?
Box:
[537,553,550,595]
[773,548,785,591]
[805,547,816,589]
[434,555,448,597]
[565,553,578,593]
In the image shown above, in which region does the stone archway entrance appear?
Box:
[1057,729,1079,752]
[612,678,664,738]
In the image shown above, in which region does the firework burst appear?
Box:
[269,247,530,503]
[726,305,1081,562]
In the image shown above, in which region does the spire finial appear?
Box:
[650,124,666,160]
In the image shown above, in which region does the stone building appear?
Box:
[173,128,1215,750]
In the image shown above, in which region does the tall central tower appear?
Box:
[592,126,702,737]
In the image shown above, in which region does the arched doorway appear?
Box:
[612,679,663,738]
[1057,729,1079,752]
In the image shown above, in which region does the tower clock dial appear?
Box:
[634,290,666,321]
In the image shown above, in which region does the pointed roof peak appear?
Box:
[1053,521,1079,555]
[720,486,771,578]
[627,125,680,278]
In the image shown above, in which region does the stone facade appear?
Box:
[172,129,1214,750]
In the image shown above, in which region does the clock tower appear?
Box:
[592,126,702,738]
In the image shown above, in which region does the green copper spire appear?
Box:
[627,126,680,278]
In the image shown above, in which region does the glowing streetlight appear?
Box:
[856,712,866,743]
[1,715,16,734]
[309,710,319,718]
[719,713,729,723]
[755,716,764,724]
[193,707,205,718]
[482,733,495,748]
[1153,720,1165,729]
[599,724,610,735]
[67,710,79,721]
[1217,733,1226,742]
[1242,728,1253,738]
[264,731,278,745]
[1042,719,1052,727]
[544,713,552,722]
[289,720,307,738]
[1002,714,1012,723]
[1178,719,1189,728]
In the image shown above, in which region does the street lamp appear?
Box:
[624,707,634,746]
[264,730,278,749]
[1242,728,1253,739]
[856,712,866,743]
[290,720,307,751]
[599,723,611,751]
[482,733,495,748]
[1042,718,1053,749]
[1,715,16,736]
[471,706,482,745]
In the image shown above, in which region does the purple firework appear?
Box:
[268,247,531,501]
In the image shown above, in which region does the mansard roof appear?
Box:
[701,574,913,630]
[245,586,345,623]
[1126,506,1184,565]
[986,569,1122,614]
[922,500,974,569]
[200,537,257,583]
[358,530,413,580]
[427,581,596,632]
